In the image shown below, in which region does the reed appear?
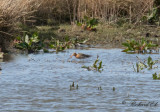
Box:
[0,0,155,30]
[0,0,156,48]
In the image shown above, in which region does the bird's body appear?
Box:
[71,53,91,59]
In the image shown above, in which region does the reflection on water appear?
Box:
[0,48,160,112]
[0,54,14,62]
[0,59,3,62]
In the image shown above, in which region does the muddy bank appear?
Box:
[1,24,160,53]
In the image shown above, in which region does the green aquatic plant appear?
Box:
[81,66,91,71]
[134,62,147,73]
[122,39,137,53]
[147,56,158,70]
[76,84,79,89]
[93,56,103,72]
[82,56,103,72]
[133,56,158,73]
[122,38,158,54]
[72,82,74,87]
[70,82,78,91]
[15,32,44,53]
[152,73,160,80]
[113,87,115,91]
[98,86,102,90]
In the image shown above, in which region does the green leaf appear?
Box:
[25,34,29,44]
[93,59,98,68]
[16,42,28,50]
[49,44,55,49]
[77,22,82,26]
[136,62,139,73]
[122,42,130,47]
[122,49,129,52]
[153,73,158,80]
[98,61,102,70]
[16,36,21,41]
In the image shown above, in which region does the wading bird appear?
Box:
[70,53,91,59]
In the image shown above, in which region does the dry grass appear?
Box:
[0,0,41,38]
[74,0,155,24]
[56,23,160,48]
[0,0,156,50]
[0,0,155,30]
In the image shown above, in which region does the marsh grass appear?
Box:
[57,23,160,48]
[0,0,155,34]
[0,0,159,50]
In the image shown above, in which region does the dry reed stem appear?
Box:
[0,0,155,36]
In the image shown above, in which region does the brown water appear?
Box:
[0,48,160,112]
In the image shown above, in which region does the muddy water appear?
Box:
[0,48,160,112]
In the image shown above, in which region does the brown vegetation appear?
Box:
[0,0,157,51]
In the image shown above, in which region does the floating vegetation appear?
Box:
[147,56,158,70]
[133,62,147,73]
[133,56,158,73]
[15,32,44,53]
[122,38,159,54]
[113,87,116,91]
[76,84,79,89]
[82,56,103,72]
[98,86,102,90]
[152,73,160,80]
[70,82,78,91]
[76,16,98,31]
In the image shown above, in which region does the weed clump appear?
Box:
[133,56,158,73]
[122,38,159,54]
[82,56,103,73]
[15,32,44,53]
[153,73,160,80]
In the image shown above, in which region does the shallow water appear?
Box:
[0,48,160,112]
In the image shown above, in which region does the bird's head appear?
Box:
[70,53,77,58]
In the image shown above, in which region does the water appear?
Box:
[0,48,160,112]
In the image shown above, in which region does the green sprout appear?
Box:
[82,56,103,72]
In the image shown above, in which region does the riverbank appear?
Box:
[56,24,160,48]
[2,23,160,53]
[1,0,159,53]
